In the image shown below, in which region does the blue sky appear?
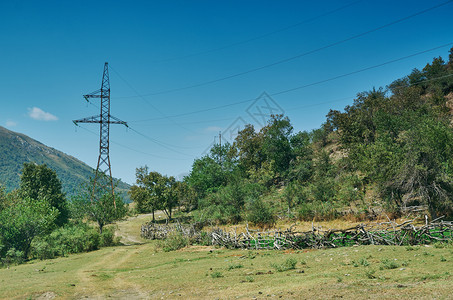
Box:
[1,0,452,184]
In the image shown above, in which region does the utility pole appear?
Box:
[73,62,128,207]
[219,131,222,167]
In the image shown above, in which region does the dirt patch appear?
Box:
[178,245,216,252]
[34,291,58,299]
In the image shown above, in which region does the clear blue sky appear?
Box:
[1,0,452,184]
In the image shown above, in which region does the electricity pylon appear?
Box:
[73,62,127,207]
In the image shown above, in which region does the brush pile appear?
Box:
[141,217,453,250]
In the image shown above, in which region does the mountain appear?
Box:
[0,126,130,198]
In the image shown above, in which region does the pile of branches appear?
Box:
[141,217,453,250]
[141,221,202,240]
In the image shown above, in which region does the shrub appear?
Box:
[30,223,102,259]
[1,248,25,266]
[100,227,120,247]
[271,257,297,272]
[159,232,189,252]
[246,197,275,228]
[197,231,212,246]
[297,201,339,221]
[195,182,265,225]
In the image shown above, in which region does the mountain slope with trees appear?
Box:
[0,126,130,196]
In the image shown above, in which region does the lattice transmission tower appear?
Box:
[73,62,127,207]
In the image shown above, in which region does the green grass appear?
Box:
[2,244,452,299]
[1,215,453,299]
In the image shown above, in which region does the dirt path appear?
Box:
[74,245,151,299]
[115,211,166,245]
[74,212,165,298]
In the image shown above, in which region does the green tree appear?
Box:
[260,114,294,181]
[175,180,197,212]
[310,151,337,202]
[130,167,180,221]
[288,131,313,183]
[327,88,388,146]
[185,155,226,199]
[160,175,179,220]
[391,118,453,217]
[230,124,264,175]
[72,174,127,233]
[129,166,160,219]
[246,197,275,228]
[0,197,58,258]
[19,163,68,226]
[0,185,7,212]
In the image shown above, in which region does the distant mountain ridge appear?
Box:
[0,126,130,197]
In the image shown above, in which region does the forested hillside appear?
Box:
[130,48,453,224]
[0,126,130,196]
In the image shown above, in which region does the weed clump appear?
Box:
[380,259,399,270]
[271,257,297,272]
[359,257,370,267]
[365,269,376,279]
[227,263,243,270]
[211,271,223,278]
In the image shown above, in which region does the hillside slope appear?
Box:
[0,126,129,196]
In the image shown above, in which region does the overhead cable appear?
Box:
[114,0,453,99]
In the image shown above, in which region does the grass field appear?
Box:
[1,215,452,299]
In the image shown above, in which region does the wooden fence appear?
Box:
[141,217,453,250]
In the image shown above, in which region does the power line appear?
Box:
[79,96,202,151]
[114,0,453,99]
[128,42,453,122]
[130,98,255,122]
[127,127,196,156]
[76,124,191,160]
[133,117,239,126]
[271,43,453,96]
[109,65,199,135]
[151,0,363,63]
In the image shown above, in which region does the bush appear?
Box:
[100,227,120,247]
[298,201,339,221]
[30,223,102,259]
[197,231,212,246]
[158,232,189,252]
[271,257,297,272]
[246,197,275,228]
[1,248,25,266]
[196,182,265,225]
